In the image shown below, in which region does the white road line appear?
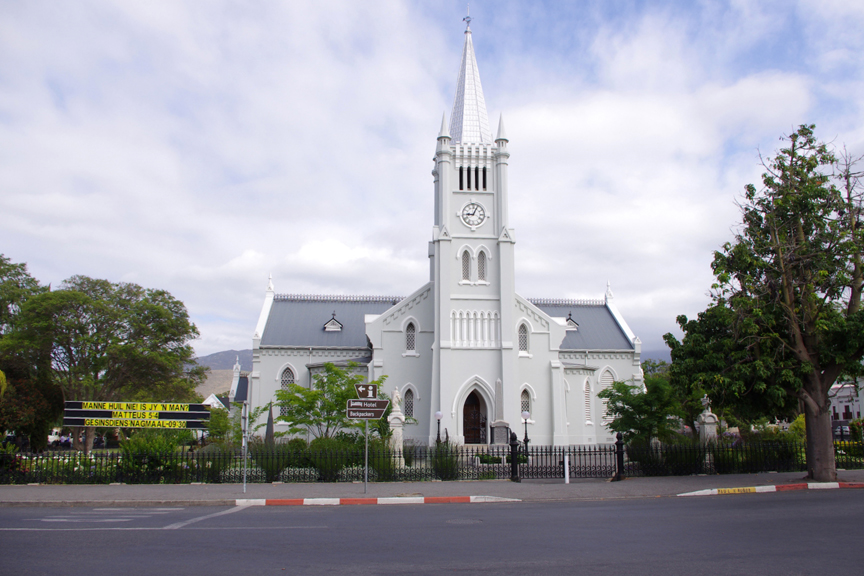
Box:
[162,505,252,530]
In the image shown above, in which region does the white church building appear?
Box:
[234,21,643,446]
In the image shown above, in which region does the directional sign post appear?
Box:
[346,392,389,494]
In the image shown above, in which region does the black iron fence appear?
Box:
[1,440,861,484]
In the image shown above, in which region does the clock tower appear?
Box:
[428,19,517,444]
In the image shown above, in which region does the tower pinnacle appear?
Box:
[449,17,492,144]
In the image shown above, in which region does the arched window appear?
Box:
[477,251,487,281]
[459,166,464,190]
[405,322,416,351]
[520,389,530,414]
[518,324,529,352]
[462,251,471,281]
[600,371,614,423]
[404,389,414,418]
[279,368,295,417]
[584,380,592,424]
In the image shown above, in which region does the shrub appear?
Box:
[250,439,302,482]
[368,439,396,481]
[118,430,183,483]
[308,437,359,482]
[402,440,420,467]
[432,441,460,480]
[195,443,234,483]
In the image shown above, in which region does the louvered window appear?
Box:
[280,368,295,417]
[404,389,414,418]
[406,323,416,351]
[462,251,471,281]
[600,371,614,423]
[518,324,528,352]
[584,381,592,424]
[477,251,486,281]
[520,389,530,414]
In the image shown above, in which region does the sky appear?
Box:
[2,0,864,360]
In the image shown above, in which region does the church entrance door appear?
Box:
[463,391,487,444]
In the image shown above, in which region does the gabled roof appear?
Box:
[260,295,401,348]
[529,299,634,351]
[449,22,492,144]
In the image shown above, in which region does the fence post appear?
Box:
[509,431,520,482]
[613,432,625,481]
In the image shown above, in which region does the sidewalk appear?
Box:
[3,469,864,507]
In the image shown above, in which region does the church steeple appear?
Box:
[449,16,492,144]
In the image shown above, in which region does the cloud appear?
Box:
[1,1,863,360]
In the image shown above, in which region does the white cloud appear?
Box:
[1,1,863,359]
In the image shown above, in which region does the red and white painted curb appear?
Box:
[678,481,864,497]
[235,495,520,506]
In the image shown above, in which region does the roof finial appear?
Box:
[464,4,471,30]
[267,273,274,292]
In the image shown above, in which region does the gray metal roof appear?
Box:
[260,295,401,348]
[260,295,632,352]
[233,376,248,403]
[529,301,633,351]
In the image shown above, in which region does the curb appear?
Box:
[678,481,864,497]
[235,495,520,506]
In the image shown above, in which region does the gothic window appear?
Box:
[279,368,295,417]
[462,251,471,281]
[584,381,592,424]
[404,389,414,418]
[477,251,487,281]
[600,371,614,423]
[518,324,529,352]
[405,322,416,351]
[520,389,530,414]
[459,166,464,190]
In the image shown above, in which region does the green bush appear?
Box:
[432,441,460,480]
[250,439,303,482]
[368,439,396,481]
[402,441,419,467]
[195,443,234,483]
[308,437,359,482]
[118,430,184,483]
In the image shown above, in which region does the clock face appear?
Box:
[461,202,486,227]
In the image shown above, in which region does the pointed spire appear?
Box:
[267,273,274,292]
[496,113,507,142]
[605,280,614,302]
[449,17,492,144]
[438,112,450,139]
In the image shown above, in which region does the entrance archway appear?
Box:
[463,391,488,444]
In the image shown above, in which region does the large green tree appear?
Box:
[4,275,205,451]
[0,255,62,450]
[275,362,387,439]
[684,125,864,481]
[597,375,683,444]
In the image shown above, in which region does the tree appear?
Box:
[597,376,683,444]
[663,302,799,431]
[694,125,864,481]
[275,362,387,439]
[3,275,205,452]
[0,255,61,450]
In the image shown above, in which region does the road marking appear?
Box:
[163,505,251,530]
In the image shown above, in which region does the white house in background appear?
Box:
[830,382,862,425]
[237,20,643,446]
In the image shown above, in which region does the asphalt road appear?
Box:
[0,491,861,576]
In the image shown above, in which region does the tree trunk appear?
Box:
[804,399,836,481]
[72,426,83,452]
[84,426,95,454]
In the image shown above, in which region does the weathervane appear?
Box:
[463,4,471,29]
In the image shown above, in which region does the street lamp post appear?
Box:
[521,410,530,452]
[435,411,443,444]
